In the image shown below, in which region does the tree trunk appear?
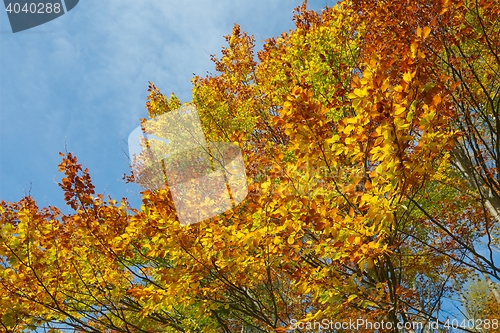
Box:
[452,144,500,223]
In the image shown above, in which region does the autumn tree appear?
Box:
[1,0,500,332]
[344,0,500,328]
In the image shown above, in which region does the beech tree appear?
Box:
[1,0,499,332]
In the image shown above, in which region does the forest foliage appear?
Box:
[1,0,500,332]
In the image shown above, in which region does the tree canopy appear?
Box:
[1,0,500,332]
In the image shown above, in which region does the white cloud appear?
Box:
[0,0,321,207]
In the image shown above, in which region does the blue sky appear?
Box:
[0,0,335,211]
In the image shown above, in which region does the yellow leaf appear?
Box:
[423,26,431,39]
[410,43,417,58]
[347,294,358,302]
[325,135,340,144]
[287,235,295,244]
[358,259,365,271]
[343,124,354,134]
[366,258,375,270]
[349,88,367,99]
[403,72,412,83]
[394,105,406,116]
